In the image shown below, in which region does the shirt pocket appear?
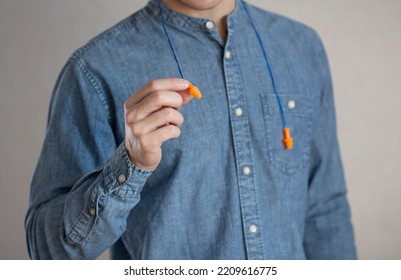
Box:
[260,93,313,173]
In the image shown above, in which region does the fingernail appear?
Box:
[179,79,189,87]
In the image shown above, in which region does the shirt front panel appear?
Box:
[63,0,329,259]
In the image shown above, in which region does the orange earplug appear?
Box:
[283,127,293,150]
[188,82,202,99]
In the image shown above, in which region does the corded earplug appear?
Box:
[188,83,202,99]
[283,127,293,150]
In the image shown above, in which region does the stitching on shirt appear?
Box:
[73,57,113,126]
[73,9,145,57]
[229,45,267,259]
[63,9,149,132]
[145,0,209,31]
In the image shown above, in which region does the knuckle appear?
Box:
[177,94,184,106]
[164,107,175,118]
[174,126,181,138]
[124,110,131,123]
[160,108,171,122]
[165,125,174,136]
[130,124,141,137]
[124,113,131,124]
[146,80,158,91]
[153,91,165,105]
[125,108,138,124]
[168,125,180,138]
[178,113,184,126]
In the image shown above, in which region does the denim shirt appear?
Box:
[25,0,356,259]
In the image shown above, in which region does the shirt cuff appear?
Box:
[103,142,153,197]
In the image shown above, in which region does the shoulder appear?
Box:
[69,6,152,63]
[246,3,325,51]
[245,3,329,80]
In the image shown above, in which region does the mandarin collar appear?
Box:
[145,0,241,31]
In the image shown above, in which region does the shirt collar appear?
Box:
[145,0,241,31]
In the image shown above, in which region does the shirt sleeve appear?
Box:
[303,34,357,259]
[25,55,152,259]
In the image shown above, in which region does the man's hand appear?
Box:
[124,78,193,170]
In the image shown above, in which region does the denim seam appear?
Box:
[104,145,152,198]
[73,10,144,57]
[230,46,266,259]
[146,1,210,31]
[73,57,113,126]
[65,211,95,248]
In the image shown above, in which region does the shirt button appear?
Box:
[249,224,258,233]
[225,50,231,59]
[235,107,243,117]
[89,208,96,216]
[288,100,296,109]
[118,174,126,184]
[242,166,251,176]
[205,21,215,29]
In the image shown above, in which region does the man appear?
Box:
[25,0,357,259]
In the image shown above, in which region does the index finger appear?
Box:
[125,78,189,108]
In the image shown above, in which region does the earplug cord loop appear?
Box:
[158,0,290,144]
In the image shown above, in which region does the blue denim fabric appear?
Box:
[25,0,357,259]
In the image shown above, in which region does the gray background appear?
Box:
[1,0,400,259]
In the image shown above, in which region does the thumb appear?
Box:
[178,89,194,105]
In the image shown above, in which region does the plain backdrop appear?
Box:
[0,0,400,260]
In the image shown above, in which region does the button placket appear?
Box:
[235,107,243,117]
[223,39,265,258]
[249,224,258,234]
[242,166,251,176]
